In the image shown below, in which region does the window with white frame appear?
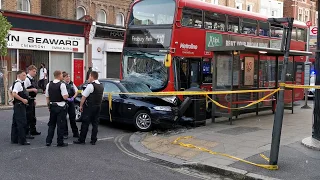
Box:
[212,0,218,5]
[236,2,242,10]
[316,11,318,26]
[304,10,309,22]
[97,10,107,23]
[76,6,86,20]
[298,8,303,21]
[116,13,125,26]
[247,4,253,12]
[17,0,30,13]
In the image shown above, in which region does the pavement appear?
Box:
[0,107,233,180]
[130,101,319,180]
[0,93,47,109]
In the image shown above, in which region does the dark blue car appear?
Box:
[74,79,179,131]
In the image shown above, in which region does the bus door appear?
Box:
[175,58,202,90]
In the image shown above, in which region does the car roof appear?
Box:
[98,78,120,83]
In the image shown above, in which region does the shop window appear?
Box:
[116,13,125,26]
[270,25,283,38]
[241,18,257,35]
[204,11,226,31]
[297,28,306,41]
[97,10,107,23]
[228,16,239,33]
[259,21,269,36]
[17,0,30,13]
[181,8,203,28]
[76,6,86,20]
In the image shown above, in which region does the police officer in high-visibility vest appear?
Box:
[62,72,79,139]
[24,65,41,138]
[11,70,30,145]
[45,70,69,147]
[74,71,103,145]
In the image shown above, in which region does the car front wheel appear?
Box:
[74,104,82,121]
[134,110,152,132]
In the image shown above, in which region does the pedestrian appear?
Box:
[45,70,69,147]
[11,70,30,145]
[24,65,41,139]
[86,67,92,81]
[62,72,79,139]
[39,63,47,93]
[74,71,103,145]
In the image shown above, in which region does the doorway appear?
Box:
[175,57,202,90]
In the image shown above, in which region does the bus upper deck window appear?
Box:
[242,18,257,35]
[259,21,269,36]
[204,12,226,31]
[181,8,203,28]
[270,25,283,38]
[228,16,239,33]
[297,28,306,41]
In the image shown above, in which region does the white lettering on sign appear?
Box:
[6,30,85,53]
[226,40,268,48]
[180,43,198,49]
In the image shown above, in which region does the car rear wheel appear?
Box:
[74,104,82,121]
[134,110,152,132]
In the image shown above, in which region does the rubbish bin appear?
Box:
[184,87,207,126]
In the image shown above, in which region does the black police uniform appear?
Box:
[26,76,40,136]
[64,81,79,138]
[46,81,68,146]
[76,82,103,144]
[11,80,29,145]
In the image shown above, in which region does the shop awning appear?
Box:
[207,45,312,56]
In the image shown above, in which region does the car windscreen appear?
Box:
[121,82,152,93]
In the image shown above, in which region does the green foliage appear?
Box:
[0,13,12,56]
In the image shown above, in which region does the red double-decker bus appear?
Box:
[121,0,307,103]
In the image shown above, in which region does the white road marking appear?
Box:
[114,135,149,161]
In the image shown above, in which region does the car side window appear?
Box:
[103,82,121,96]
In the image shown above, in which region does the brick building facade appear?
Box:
[0,0,41,14]
[41,0,132,26]
[284,0,318,26]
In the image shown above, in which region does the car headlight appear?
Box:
[153,106,172,111]
[161,96,178,105]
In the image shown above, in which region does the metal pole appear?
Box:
[302,26,311,109]
[312,1,320,141]
[269,18,294,165]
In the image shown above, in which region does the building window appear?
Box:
[212,0,218,5]
[236,2,242,10]
[304,10,309,22]
[247,4,253,12]
[298,8,303,21]
[97,10,107,23]
[116,13,125,26]
[316,12,318,26]
[76,6,86,20]
[17,0,30,13]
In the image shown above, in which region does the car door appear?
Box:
[100,82,123,121]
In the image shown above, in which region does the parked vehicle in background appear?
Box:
[75,79,179,131]
[308,72,316,98]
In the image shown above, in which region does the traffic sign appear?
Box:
[310,26,318,36]
[306,21,312,27]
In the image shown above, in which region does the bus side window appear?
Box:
[204,11,226,31]
[181,7,203,28]
[228,16,239,33]
[270,25,283,38]
[241,18,257,35]
[291,27,297,41]
[259,21,269,36]
[297,28,306,41]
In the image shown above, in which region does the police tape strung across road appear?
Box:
[172,136,278,170]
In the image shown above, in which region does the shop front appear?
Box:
[91,24,125,79]
[0,10,90,101]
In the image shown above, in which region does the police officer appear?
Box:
[24,65,41,138]
[11,70,30,145]
[62,72,79,139]
[74,71,103,145]
[45,70,69,147]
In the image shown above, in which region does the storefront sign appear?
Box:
[205,32,269,50]
[6,30,85,53]
[95,27,125,40]
[244,57,254,86]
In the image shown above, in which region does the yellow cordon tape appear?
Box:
[172,136,278,170]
